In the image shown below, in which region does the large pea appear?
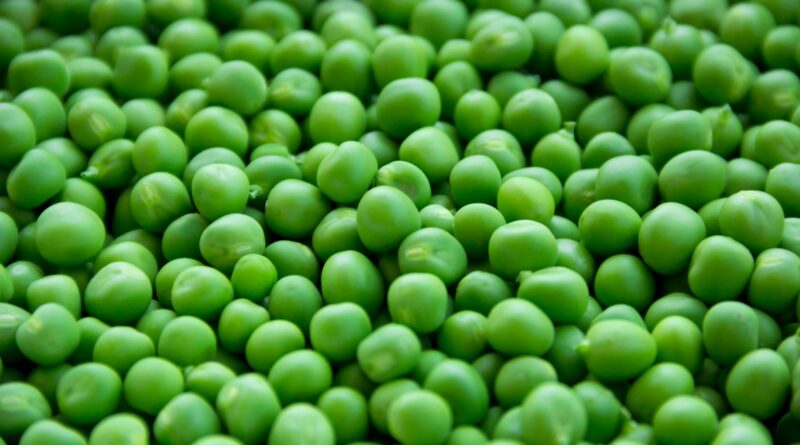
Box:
[7,149,66,209]
[517,267,588,324]
[574,381,622,443]
[521,382,587,445]
[424,359,490,426]
[688,235,754,303]
[639,202,707,275]
[625,363,695,423]
[594,155,658,214]
[579,319,657,382]
[652,316,705,375]
[719,190,785,254]
[356,186,421,254]
[703,301,759,367]
[725,349,790,420]
[317,141,378,204]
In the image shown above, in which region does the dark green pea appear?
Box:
[578,199,640,257]
[754,119,800,167]
[665,80,706,111]
[168,52,222,94]
[248,110,301,154]
[357,185,421,254]
[590,8,642,48]
[120,98,166,140]
[688,235,754,304]
[310,208,363,261]
[521,382,587,445]
[164,89,208,136]
[12,87,65,142]
[84,262,152,325]
[316,141,377,204]
[185,106,249,157]
[692,44,754,105]
[160,213,207,261]
[561,168,597,223]
[651,314,705,375]
[763,26,800,71]
[184,361,235,406]
[486,71,538,110]
[412,350,449,386]
[639,203,706,275]
[408,0,467,48]
[6,260,43,307]
[626,362,695,423]
[436,310,487,362]
[93,241,158,283]
[518,266,588,324]
[580,319,656,382]
[501,89,561,148]
[56,363,121,427]
[320,250,384,317]
[454,91,501,141]
[89,0,145,34]
[130,126,187,177]
[372,35,428,89]
[555,25,609,85]
[267,275,323,336]
[268,404,334,445]
[112,45,169,100]
[153,393,222,445]
[595,155,657,214]
[218,299,269,356]
[239,0,301,39]
[359,131,398,167]
[0,382,51,442]
[575,95,629,145]
[299,142,335,185]
[625,103,673,155]
[489,220,557,280]
[128,172,191,233]
[766,163,800,218]
[648,19,704,80]
[70,317,110,364]
[464,130,525,176]
[747,248,800,316]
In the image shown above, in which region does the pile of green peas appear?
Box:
[1,0,800,444]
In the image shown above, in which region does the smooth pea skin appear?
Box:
[725,349,790,419]
[578,199,641,256]
[357,323,421,383]
[555,25,610,85]
[84,262,152,325]
[653,395,718,445]
[16,303,79,366]
[719,190,785,254]
[88,413,149,445]
[521,382,587,445]
[356,186,421,254]
[35,202,105,267]
[387,273,448,334]
[317,141,378,204]
[310,303,372,363]
[688,235,754,303]
[497,176,555,225]
[659,150,727,209]
[57,363,122,427]
[388,390,452,445]
[703,302,759,367]
[266,179,331,239]
[0,382,52,442]
[486,299,554,357]
[154,393,222,445]
[269,404,334,445]
[123,357,184,416]
[652,315,705,375]
[489,220,557,280]
[398,227,467,286]
[595,155,658,214]
[7,149,66,209]
[216,373,281,445]
[579,320,657,382]
[517,267,588,324]
[639,202,707,275]
[625,363,695,423]
[748,248,800,315]
[191,163,250,221]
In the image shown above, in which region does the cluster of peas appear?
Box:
[1,0,800,444]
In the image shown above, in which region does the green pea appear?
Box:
[581,132,636,169]
[436,311,487,362]
[646,293,708,330]
[543,325,587,385]
[517,266,588,324]
[0,382,51,442]
[120,98,166,139]
[747,248,800,315]
[265,179,330,239]
[579,199,641,256]
[264,240,319,283]
[18,419,86,445]
[204,61,267,117]
[270,30,326,74]
[268,403,334,445]
[123,357,184,415]
[161,213,208,261]
[574,380,622,443]
[590,8,642,48]
[16,303,79,366]
[492,356,556,409]
[658,150,727,209]
[521,382,587,445]
[625,103,673,155]
[315,141,378,204]
[666,80,706,111]
[453,271,511,316]
[486,298,554,357]
[35,202,105,267]
[609,47,672,106]
[692,44,754,105]
[579,319,657,382]
[54,178,106,220]
[267,275,323,335]
[220,29,274,74]
[215,374,281,445]
[724,158,767,196]
[575,95,629,145]
[376,78,440,139]
[702,301,759,367]
[7,149,65,209]
[198,213,266,274]
[763,25,800,71]
[70,317,110,364]
[540,80,590,124]
[129,172,192,233]
[748,70,800,124]
[555,25,609,85]
[112,45,169,100]
[216,300,268,355]
[36,137,86,177]
[386,272,448,334]
[25,274,79,318]
[625,362,695,423]
[88,413,148,445]
[489,220,557,280]
[268,350,331,405]
[66,57,112,92]
[157,18,219,62]
[83,262,151,325]
[243,320,304,373]
[398,227,467,285]
[184,106,249,157]
[452,91,500,142]
[754,119,800,167]
[12,87,65,143]
[653,395,718,445]
[91,326,153,376]
[309,208,363,261]
[725,348,791,421]
[164,89,208,136]
[308,303,370,364]
[132,126,188,177]
[57,362,121,427]
[67,96,127,150]
[357,323,421,383]
[93,241,158,284]
[158,316,217,367]
[766,163,800,217]
[357,185,421,254]
[317,250,383,318]
[154,392,222,445]
[81,139,136,190]
[8,49,69,97]
[718,190,785,254]
[687,235,754,303]
[562,168,598,222]
[595,155,657,214]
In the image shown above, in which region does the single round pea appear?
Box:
[217,299,270,355]
[70,317,110,365]
[184,361,236,406]
[18,419,86,445]
[747,247,800,316]
[578,199,641,256]
[88,413,149,445]
[268,349,331,405]
[574,380,622,443]
[703,301,759,367]
[7,149,66,209]
[25,274,80,318]
[692,44,754,105]
[35,202,105,267]
[463,130,525,176]
[653,395,718,445]
[540,79,590,124]
[308,303,370,363]
[153,393,222,445]
[375,160,432,209]
[726,349,790,419]
[220,29,274,74]
[199,213,266,274]
[205,61,267,117]
[658,150,727,209]
[270,30,326,74]
[121,98,166,139]
[267,275,323,335]
[318,250,383,317]
[132,126,188,177]
[161,213,208,261]
[356,186,421,254]
[0,382,51,442]
[489,220,557,280]
[496,176,555,225]
[268,403,334,445]
[453,271,511,317]
[130,172,192,233]
[35,137,86,178]
[469,15,533,72]
[371,34,428,89]
[376,78,441,139]
[93,241,158,283]
[517,266,588,324]
[245,320,305,374]
[170,266,233,321]
[609,47,672,106]
[92,326,154,375]
[311,208,365,261]
[16,303,79,366]
[486,299,554,357]
[595,155,658,214]
[56,362,121,427]
[83,262,152,325]
[766,163,800,217]
[123,357,184,415]
[158,316,217,367]
[555,25,609,85]
[753,119,800,167]
[8,49,69,97]
[575,95,630,146]
[387,273,448,334]
[688,235,754,303]
[399,126,460,185]
[579,319,657,382]
[625,103,673,155]
[724,158,767,196]
[397,227,467,285]
[625,362,695,423]
[67,96,127,150]
[521,382,587,445]
[317,141,378,204]
[719,190,785,254]
[638,203,706,275]
[264,240,319,283]
[265,179,331,239]
[184,106,249,157]
[216,374,281,445]
[555,238,596,287]
[581,132,636,169]
[81,139,136,190]
[763,25,800,70]
[112,45,169,99]
[453,91,501,142]
[357,323,422,383]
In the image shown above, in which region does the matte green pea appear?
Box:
[703,301,759,367]
[489,220,557,280]
[653,395,718,445]
[486,299,554,357]
[35,202,105,267]
[245,320,304,374]
[574,381,622,443]
[555,25,609,85]
[88,413,148,445]
[16,303,79,366]
[579,320,656,382]
[356,185,421,254]
[595,155,657,214]
[56,363,121,427]
[92,327,154,375]
[153,392,221,445]
[184,106,249,157]
[521,382,587,445]
[0,382,51,441]
[357,323,421,383]
[132,126,188,177]
[7,149,65,209]
[268,403,334,445]
[158,316,217,367]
